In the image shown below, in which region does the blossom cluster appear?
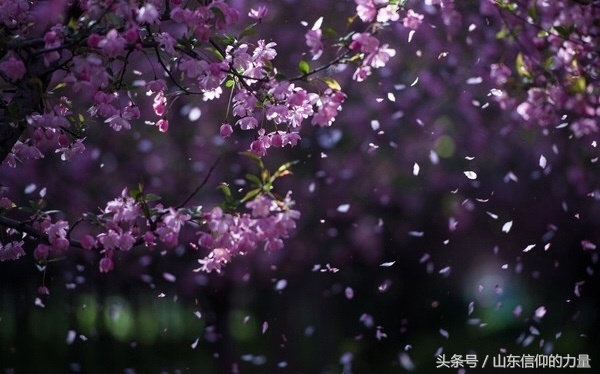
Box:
[196,193,300,273]
[0,0,408,274]
[0,185,299,274]
[1,0,405,170]
[489,0,600,136]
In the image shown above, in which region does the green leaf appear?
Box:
[217,183,232,199]
[210,7,226,23]
[299,60,310,75]
[246,173,263,188]
[130,189,142,200]
[321,77,341,91]
[322,28,338,38]
[496,26,510,40]
[225,79,235,88]
[239,23,258,40]
[515,53,531,79]
[145,193,162,202]
[239,151,265,169]
[51,82,68,91]
[569,76,586,94]
[241,188,261,203]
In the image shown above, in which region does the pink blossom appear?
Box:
[153,92,167,116]
[246,195,272,218]
[220,123,233,137]
[403,9,424,30]
[0,197,13,210]
[43,27,62,65]
[156,119,169,133]
[355,0,376,23]
[56,138,86,161]
[0,241,25,262]
[144,231,156,249]
[137,3,160,24]
[87,34,102,48]
[353,65,372,82]
[236,116,258,130]
[14,142,44,160]
[146,79,167,94]
[250,133,271,157]
[81,235,96,250]
[156,32,177,54]
[0,56,26,81]
[248,5,268,20]
[38,286,50,295]
[253,40,277,61]
[365,44,396,68]
[350,33,380,54]
[99,256,114,273]
[98,29,126,58]
[124,27,139,44]
[377,4,400,23]
[305,29,323,60]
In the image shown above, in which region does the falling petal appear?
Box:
[275,279,287,291]
[504,171,519,182]
[464,171,477,180]
[439,328,449,339]
[523,335,535,347]
[535,306,547,319]
[408,231,424,237]
[337,204,350,213]
[262,321,269,334]
[408,29,416,43]
[162,272,176,282]
[468,301,474,316]
[486,211,498,219]
[429,150,439,164]
[66,330,77,345]
[378,279,392,293]
[413,163,420,176]
[25,183,37,194]
[438,266,451,277]
[345,287,354,300]
[539,155,547,169]
[191,337,199,349]
[380,261,396,267]
[448,217,458,231]
[194,311,202,319]
[387,92,396,102]
[376,326,387,340]
[399,352,416,371]
[502,221,513,233]
[523,244,536,252]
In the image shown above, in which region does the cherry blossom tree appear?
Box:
[0,0,402,277]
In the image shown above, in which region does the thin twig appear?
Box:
[176,157,220,209]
